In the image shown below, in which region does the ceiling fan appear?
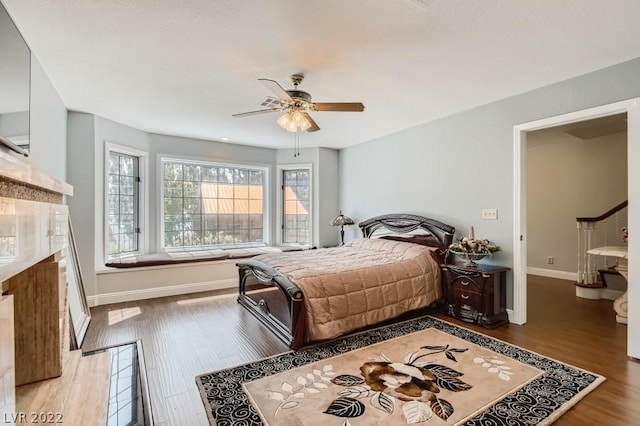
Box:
[233,74,365,133]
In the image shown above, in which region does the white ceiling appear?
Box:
[4,0,640,150]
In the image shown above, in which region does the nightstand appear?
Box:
[441,263,510,328]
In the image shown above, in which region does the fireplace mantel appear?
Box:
[0,151,74,421]
[0,152,73,198]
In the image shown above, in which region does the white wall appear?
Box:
[0,111,28,137]
[5,56,68,181]
[527,128,627,273]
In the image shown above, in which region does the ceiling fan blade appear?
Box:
[311,102,365,112]
[302,112,320,132]
[232,108,283,117]
[258,78,293,101]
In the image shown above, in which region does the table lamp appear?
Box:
[331,211,355,245]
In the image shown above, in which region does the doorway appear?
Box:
[512,98,640,359]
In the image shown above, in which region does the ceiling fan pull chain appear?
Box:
[293,131,298,157]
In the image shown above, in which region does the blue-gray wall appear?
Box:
[66,116,340,298]
[339,57,640,307]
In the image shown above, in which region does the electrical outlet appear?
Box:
[481,208,498,220]
[547,256,554,264]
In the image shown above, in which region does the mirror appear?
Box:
[66,219,91,348]
[0,1,30,156]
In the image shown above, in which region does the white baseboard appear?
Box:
[526,267,577,281]
[87,278,237,307]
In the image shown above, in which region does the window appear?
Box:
[282,168,311,244]
[107,151,140,256]
[162,159,267,249]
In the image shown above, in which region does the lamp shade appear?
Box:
[332,211,355,226]
[278,110,312,133]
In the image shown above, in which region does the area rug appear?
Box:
[196,316,604,425]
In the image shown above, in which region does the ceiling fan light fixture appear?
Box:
[277,112,294,131]
[292,110,312,131]
[278,110,311,132]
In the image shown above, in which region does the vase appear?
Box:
[454,252,486,267]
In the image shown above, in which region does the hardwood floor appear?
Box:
[82,275,640,425]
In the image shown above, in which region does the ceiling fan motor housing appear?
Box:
[286,89,312,104]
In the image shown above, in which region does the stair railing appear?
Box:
[576,200,627,286]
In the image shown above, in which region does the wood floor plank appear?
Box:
[145,367,169,425]
[164,391,208,426]
[82,276,640,425]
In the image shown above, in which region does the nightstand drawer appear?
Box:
[451,276,482,293]
[452,288,482,307]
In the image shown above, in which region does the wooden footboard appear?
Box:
[237,259,307,349]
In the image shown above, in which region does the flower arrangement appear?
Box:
[622,227,628,243]
[447,226,500,266]
[448,237,500,257]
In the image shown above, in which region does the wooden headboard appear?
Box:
[358,213,455,251]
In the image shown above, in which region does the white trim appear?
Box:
[513,97,639,359]
[104,141,149,262]
[276,163,313,246]
[526,267,577,282]
[627,100,640,357]
[512,125,527,325]
[87,278,237,306]
[507,308,514,323]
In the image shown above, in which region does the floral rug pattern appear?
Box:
[196,316,604,425]
[321,344,474,424]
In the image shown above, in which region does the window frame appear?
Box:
[159,156,270,251]
[104,142,148,261]
[276,164,313,246]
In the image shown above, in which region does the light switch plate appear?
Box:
[482,208,498,220]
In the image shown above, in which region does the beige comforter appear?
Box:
[253,238,441,342]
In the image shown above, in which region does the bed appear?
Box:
[236,214,455,349]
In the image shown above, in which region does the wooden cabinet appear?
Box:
[441,263,510,328]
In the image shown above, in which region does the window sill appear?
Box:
[96,257,237,275]
[100,245,312,272]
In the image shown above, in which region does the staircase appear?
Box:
[575,200,628,299]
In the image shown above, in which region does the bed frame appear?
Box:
[236,214,455,349]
